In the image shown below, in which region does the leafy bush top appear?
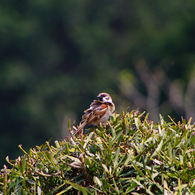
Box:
[1,110,195,194]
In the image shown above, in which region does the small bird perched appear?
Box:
[72,92,115,135]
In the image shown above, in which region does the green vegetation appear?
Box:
[1,111,195,194]
[1,0,195,168]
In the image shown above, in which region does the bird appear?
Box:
[72,92,115,135]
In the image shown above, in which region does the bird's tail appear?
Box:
[72,122,86,136]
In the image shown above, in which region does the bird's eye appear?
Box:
[98,97,103,101]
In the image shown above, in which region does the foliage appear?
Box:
[1,0,195,167]
[1,110,195,194]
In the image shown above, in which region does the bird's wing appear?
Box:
[84,100,102,113]
[73,101,108,136]
[87,103,108,124]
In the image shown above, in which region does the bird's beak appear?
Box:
[97,94,103,101]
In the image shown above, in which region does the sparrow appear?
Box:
[72,92,115,135]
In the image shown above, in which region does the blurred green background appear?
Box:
[1,0,195,167]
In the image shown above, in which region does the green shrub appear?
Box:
[1,110,195,194]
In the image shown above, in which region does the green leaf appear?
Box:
[93,176,102,188]
[114,147,120,169]
[63,180,92,195]
[55,185,72,195]
[111,131,122,145]
[132,178,155,195]
[151,138,164,158]
[102,164,109,174]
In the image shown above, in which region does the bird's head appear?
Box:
[97,92,113,103]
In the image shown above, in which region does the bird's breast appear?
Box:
[98,108,112,123]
